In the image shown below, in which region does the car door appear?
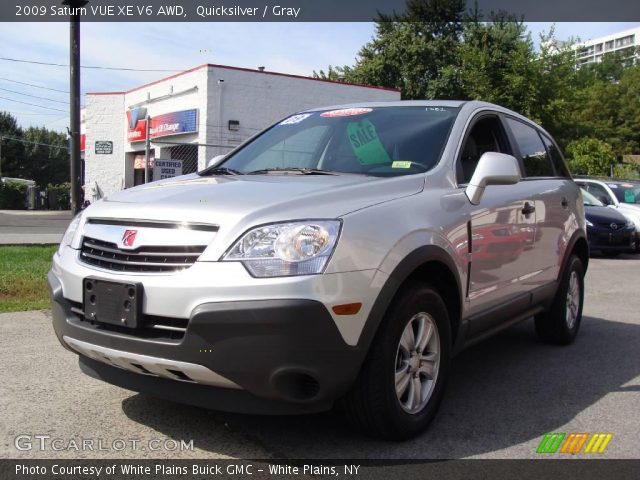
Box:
[503,117,575,290]
[456,113,537,333]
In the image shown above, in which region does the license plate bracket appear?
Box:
[83,277,142,328]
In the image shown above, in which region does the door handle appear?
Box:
[522,202,535,215]
[561,197,569,208]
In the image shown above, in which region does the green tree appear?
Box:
[22,127,69,186]
[0,111,25,178]
[344,0,466,99]
[458,16,536,112]
[565,137,616,176]
[312,65,352,82]
[570,65,640,156]
[527,30,583,148]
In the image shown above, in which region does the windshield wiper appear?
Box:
[204,167,244,176]
[246,167,338,175]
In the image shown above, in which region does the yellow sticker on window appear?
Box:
[391,161,412,169]
[347,120,391,165]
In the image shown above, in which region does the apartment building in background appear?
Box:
[574,26,640,67]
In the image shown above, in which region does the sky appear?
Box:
[0,21,638,133]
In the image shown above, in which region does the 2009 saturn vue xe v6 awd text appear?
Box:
[49,101,588,440]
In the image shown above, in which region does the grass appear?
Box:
[0,245,57,313]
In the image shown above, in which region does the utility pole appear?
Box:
[0,135,3,178]
[63,0,88,213]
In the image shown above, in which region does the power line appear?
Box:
[0,135,68,149]
[0,110,63,116]
[0,56,183,73]
[0,77,69,94]
[0,87,68,105]
[43,116,70,128]
[0,96,67,113]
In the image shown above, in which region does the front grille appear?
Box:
[80,236,206,273]
[594,233,631,246]
[69,301,188,341]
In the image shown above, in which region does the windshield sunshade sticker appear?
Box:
[279,113,313,125]
[391,161,412,169]
[347,120,391,165]
[321,108,372,118]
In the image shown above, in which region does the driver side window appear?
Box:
[457,116,509,184]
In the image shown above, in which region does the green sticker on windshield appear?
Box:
[391,161,412,169]
[624,190,636,203]
[347,120,391,165]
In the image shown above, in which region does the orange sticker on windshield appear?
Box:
[321,108,372,118]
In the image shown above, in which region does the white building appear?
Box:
[82,64,400,197]
[574,26,640,67]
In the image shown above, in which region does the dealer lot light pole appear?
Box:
[63,0,88,214]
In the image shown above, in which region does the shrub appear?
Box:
[47,182,70,210]
[566,137,616,176]
[612,164,640,180]
[0,179,28,209]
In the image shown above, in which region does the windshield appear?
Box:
[201,106,459,177]
[608,183,640,204]
[581,188,603,206]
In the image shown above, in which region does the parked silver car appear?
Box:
[49,101,588,440]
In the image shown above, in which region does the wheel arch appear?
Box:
[357,246,464,355]
[561,230,589,280]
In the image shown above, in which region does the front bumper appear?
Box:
[586,226,636,253]
[49,269,368,414]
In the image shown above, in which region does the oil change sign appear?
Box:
[154,159,183,179]
[347,120,391,165]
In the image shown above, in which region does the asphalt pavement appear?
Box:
[1,256,639,459]
[0,210,72,244]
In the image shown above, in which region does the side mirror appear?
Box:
[204,155,225,170]
[598,195,611,206]
[465,152,521,205]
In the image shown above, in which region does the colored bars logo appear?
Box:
[537,433,613,454]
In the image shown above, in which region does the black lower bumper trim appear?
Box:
[49,270,366,412]
[79,356,333,415]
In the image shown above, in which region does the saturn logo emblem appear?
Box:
[121,229,138,248]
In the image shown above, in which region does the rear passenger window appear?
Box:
[541,134,571,178]
[506,118,554,177]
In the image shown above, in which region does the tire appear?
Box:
[535,255,585,345]
[342,282,451,440]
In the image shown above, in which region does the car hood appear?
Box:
[585,205,629,224]
[86,173,425,227]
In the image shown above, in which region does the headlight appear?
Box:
[222,220,341,277]
[57,214,82,255]
[586,219,594,227]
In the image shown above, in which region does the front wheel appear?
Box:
[535,254,585,345]
[342,283,451,440]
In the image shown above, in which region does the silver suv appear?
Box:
[49,101,588,440]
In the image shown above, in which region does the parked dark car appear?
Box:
[581,188,636,256]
